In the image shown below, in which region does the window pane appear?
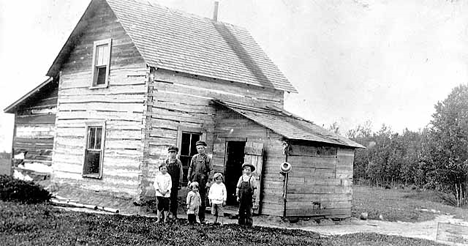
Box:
[84,150,101,175]
[181,133,190,155]
[96,44,108,66]
[96,67,107,85]
[180,156,190,184]
[95,127,102,149]
[189,134,200,155]
[88,127,96,148]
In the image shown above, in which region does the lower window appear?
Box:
[83,122,105,179]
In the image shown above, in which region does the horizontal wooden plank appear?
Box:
[59,84,147,96]
[287,156,337,168]
[17,107,57,116]
[59,94,145,104]
[15,125,55,138]
[287,193,352,202]
[59,102,144,113]
[286,201,351,209]
[288,144,337,157]
[52,169,140,186]
[154,70,283,105]
[286,208,351,217]
[15,114,56,124]
[288,186,337,194]
[57,111,143,122]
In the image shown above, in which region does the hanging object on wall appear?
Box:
[280,162,292,174]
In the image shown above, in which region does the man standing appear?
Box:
[187,140,213,223]
[165,145,183,219]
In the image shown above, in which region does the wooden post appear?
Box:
[282,154,288,219]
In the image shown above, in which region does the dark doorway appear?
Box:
[225,141,245,205]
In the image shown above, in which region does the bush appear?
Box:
[0,175,51,204]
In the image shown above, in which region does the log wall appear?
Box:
[285,143,354,218]
[13,81,58,166]
[146,69,285,183]
[52,2,147,196]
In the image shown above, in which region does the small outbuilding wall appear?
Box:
[285,142,354,218]
[213,103,356,218]
[12,80,58,167]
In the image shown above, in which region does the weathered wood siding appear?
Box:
[213,105,285,216]
[146,69,284,182]
[13,81,58,166]
[285,143,354,218]
[52,2,147,196]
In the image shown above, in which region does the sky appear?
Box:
[1,0,468,151]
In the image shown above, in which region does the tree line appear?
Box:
[340,85,468,207]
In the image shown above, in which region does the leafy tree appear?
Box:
[424,85,468,206]
[347,121,373,183]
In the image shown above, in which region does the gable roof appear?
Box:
[214,100,364,149]
[47,0,297,93]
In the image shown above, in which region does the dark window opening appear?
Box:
[96,67,107,85]
[83,126,103,178]
[180,132,201,185]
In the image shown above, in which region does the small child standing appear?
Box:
[186,181,201,224]
[236,163,257,227]
[154,163,172,223]
[208,173,227,225]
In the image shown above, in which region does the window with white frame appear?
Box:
[91,39,111,87]
[83,122,106,178]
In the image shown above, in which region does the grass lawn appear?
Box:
[0,201,445,246]
[352,185,468,222]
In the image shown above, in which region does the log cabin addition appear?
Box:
[4,0,364,219]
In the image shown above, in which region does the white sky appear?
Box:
[1,0,468,151]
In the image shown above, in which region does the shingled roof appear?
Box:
[47,0,297,93]
[214,100,364,149]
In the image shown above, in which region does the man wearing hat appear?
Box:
[164,145,183,219]
[187,140,213,223]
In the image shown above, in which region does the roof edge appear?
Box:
[4,77,54,114]
[213,99,365,149]
[46,0,103,77]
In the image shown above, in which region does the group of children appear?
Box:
[154,145,257,226]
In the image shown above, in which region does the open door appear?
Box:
[224,141,246,205]
[244,142,264,214]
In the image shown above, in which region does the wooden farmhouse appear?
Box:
[4,0,363,218]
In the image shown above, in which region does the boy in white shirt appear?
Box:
[154,163,172,223]
[208,172,227,225]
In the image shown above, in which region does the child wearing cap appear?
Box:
[164,145,183,220]
[186,181,201,224]
[154,163,172,223]
[208,173,227,225]
[236,163,257,227]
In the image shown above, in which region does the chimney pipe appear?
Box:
[213,1,219,21]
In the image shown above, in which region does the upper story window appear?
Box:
[91,39,112,88]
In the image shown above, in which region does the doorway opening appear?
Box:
[224,141,245,206]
